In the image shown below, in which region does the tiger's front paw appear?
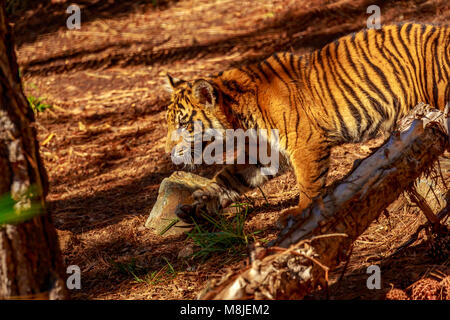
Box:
[175,183,237,223]
[175,203,197,223]
[191,183,226,214]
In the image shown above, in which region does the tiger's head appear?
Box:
[164,74,234,166]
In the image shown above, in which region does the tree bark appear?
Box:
[200,103,449,300]
[0,2,67,299]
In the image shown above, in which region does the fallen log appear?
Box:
[199,103,450,300]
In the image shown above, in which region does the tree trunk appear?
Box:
[0,2,67,299]
[200,103,449,300]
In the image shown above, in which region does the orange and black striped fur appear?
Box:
[164,23,449,224]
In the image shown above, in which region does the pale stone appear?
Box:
[145,171,211,236]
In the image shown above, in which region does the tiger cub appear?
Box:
[164,23,449,225]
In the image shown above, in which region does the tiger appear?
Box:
[164,22,449,227]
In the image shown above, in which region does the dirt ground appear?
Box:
[12,0,450,299]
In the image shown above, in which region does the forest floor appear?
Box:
[12,0,450,299]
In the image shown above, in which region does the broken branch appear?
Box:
[199,103,449,300]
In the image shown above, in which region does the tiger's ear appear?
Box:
[192,79,216,109]
[164,74,184,93]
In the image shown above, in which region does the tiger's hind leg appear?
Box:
[277,142,331,229]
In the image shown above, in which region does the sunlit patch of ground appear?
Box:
[14,0,450,299]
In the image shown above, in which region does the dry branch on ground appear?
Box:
[200,103,450,300]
